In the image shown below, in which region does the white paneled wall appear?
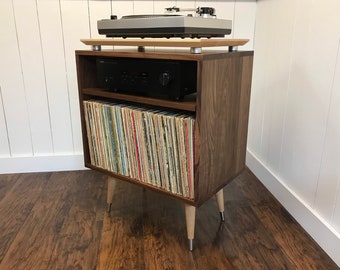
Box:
[37,0,74,154]
[0,0,255,173]
[248,0,340,266]
[0,0,33,157]
[0,0,339,266]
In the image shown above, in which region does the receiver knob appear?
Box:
[159,71,172,86]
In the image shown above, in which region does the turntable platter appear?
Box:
[122,14,181,19]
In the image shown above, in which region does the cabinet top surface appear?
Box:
[75,49,253,60]
[80,38,249,47]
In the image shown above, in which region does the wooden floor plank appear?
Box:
[236,170,339,270]
[252,203,338,270]
[0,173,21,202]
[47,170,106,270]
[97,180,145,270]
[0,171,82,270]
[142,190,197,270]
[220,203,295,269]
[0,172,51,262]
[0,169,338,269]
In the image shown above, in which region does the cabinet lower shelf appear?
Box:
[82,88,197,112]
[86,163,195,205]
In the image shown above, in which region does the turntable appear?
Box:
[97,7,232,38]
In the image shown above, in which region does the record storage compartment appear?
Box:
[75,48,254,249]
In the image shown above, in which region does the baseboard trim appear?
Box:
[0,154,86,174]
[246,149,340,267]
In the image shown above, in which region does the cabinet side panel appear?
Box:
[196,53,253,205]
[76,54,97,165]
[234,56,254,172]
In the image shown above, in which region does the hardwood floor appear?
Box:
[0,169,338,270]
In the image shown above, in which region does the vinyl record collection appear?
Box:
[83,100,195,199]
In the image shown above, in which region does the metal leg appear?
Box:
[185,204,196,251]
[92,45,101,51]
[216,189,225,222]
[190,47,202,54]
[228,45,238,52]
[219,211,225,222]
[189,239,194,251]
[137,46,145,52]
[106,203,112,213]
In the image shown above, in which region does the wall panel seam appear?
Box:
[278,0,298,174]
[0,86,11,156]
[313,38,340,207]
[11,0,34,155]
[332,176,340,222]
[87,0,92,38]
[35,0,55,153]
[59,0,75,153]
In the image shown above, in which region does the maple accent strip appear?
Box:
[80,38,249,48]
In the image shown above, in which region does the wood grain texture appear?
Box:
[196,52,253,205]
[0,173,20,201]
[76,49,235,61]
[0,169,338,269]
[97,180,145,270]
[76,50,253,208]
[142,190,195,270]
[80,38,249,48]
[82,88,197,112]
[233,55,254,173]
[47,171,106,270]
[0,171,106,270]
[0,173,50,262]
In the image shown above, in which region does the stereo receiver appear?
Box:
[96,57,197,100]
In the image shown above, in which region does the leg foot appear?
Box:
[219,211,225,222]
[188,239,194,251]
[106,203,112,213]
[185,204,196,251]
[106,177,116,213]
[216,189,225,222]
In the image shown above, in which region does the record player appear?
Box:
[97,7,232,38]
[95,7,233,100]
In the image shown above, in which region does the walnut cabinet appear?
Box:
[75,49,254,250]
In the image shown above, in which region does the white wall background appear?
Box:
[247,0,340,266]
[1,0,339,267]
